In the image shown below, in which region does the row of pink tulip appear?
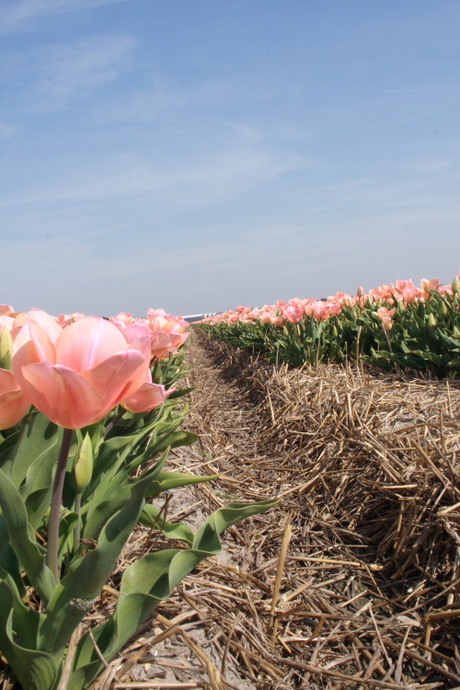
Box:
[0,306,189,431]
[202,276,460,329]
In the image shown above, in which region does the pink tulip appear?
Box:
[270,314,285,327]
[0,305,15,317]
[394,279,422,304]
[145,309,190,360]
[12,310,153,429]
[0,368,30,429]
[376,306,396,332]
[282,304,304,324]
[420,278,441,293]
[304,300,342,321]
[56,312,86,327]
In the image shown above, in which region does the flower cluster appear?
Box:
[202,275,458,328]
[0,306,189,430]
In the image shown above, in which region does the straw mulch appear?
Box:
[92,327,459,690]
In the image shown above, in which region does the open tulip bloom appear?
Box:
[11,310,165,429]
[0,307,276,690]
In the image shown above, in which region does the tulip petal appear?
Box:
[122,382,171,414]
[122,323,152,360]
[56,317,129,372]
[0,369,30,429]
[21,362,106,429]
[0,389,30,429]
[12,311,61,389]
[84,350,149,410]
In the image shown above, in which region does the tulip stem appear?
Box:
[47,427,74,582]
[383,327,393,353]
[104,409,125,438]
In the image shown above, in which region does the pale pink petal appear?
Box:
[0,315,14,332]
[57,317,128,371]
[0,368,30,428]
[83,350,149,409]
[0,390,30,429]
[122,323,152,360]
[122,382,173,414]
[12,310,61,363]
[21,362,105,429]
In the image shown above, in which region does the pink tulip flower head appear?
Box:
[11,310,154,429]
[146,309,190,360]
[376,306,396,332]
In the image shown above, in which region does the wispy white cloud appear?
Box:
[92,74,273,126]
[20,35,138,112]
[1,136,307,211]
[405,157,455,176]
[3,189,459,316]
[0,0,134,33]
[0,121,18,139]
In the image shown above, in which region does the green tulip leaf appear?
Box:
[145,470,218,498]
[139,503,194,543]
[66,498,278,689]
[57,510,79,560]
[10,413,61,489]
[0,518,24,595]
[40,473,155,654]
[148,430,197,456]
[82,451,170,540]
[0,469,55,603]
[0,578,58,690]
[0,429,21,472]
[192,499,278,552]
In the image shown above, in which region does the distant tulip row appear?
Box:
[0,306,189,431]
[199,275,460,376]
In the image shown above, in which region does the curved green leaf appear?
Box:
[0,579,58,690]
[145,470,217,498]
[192,499,278,552]
[0,469,55,603]
[139,503,194,543]
[40,473,154,653]
[67,498,277,689]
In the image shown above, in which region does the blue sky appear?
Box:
[1,0,459,317]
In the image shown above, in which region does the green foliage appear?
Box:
[200,290,460,378]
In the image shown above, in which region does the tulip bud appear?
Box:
[427,313,437,327]
[382,319,393,332]
[452,275,460,296]
[0,324,12,370]
[74,433,93,492]
[420,279,430,293]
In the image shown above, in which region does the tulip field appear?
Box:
[0,274,460,689]
[199,276,460,377]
